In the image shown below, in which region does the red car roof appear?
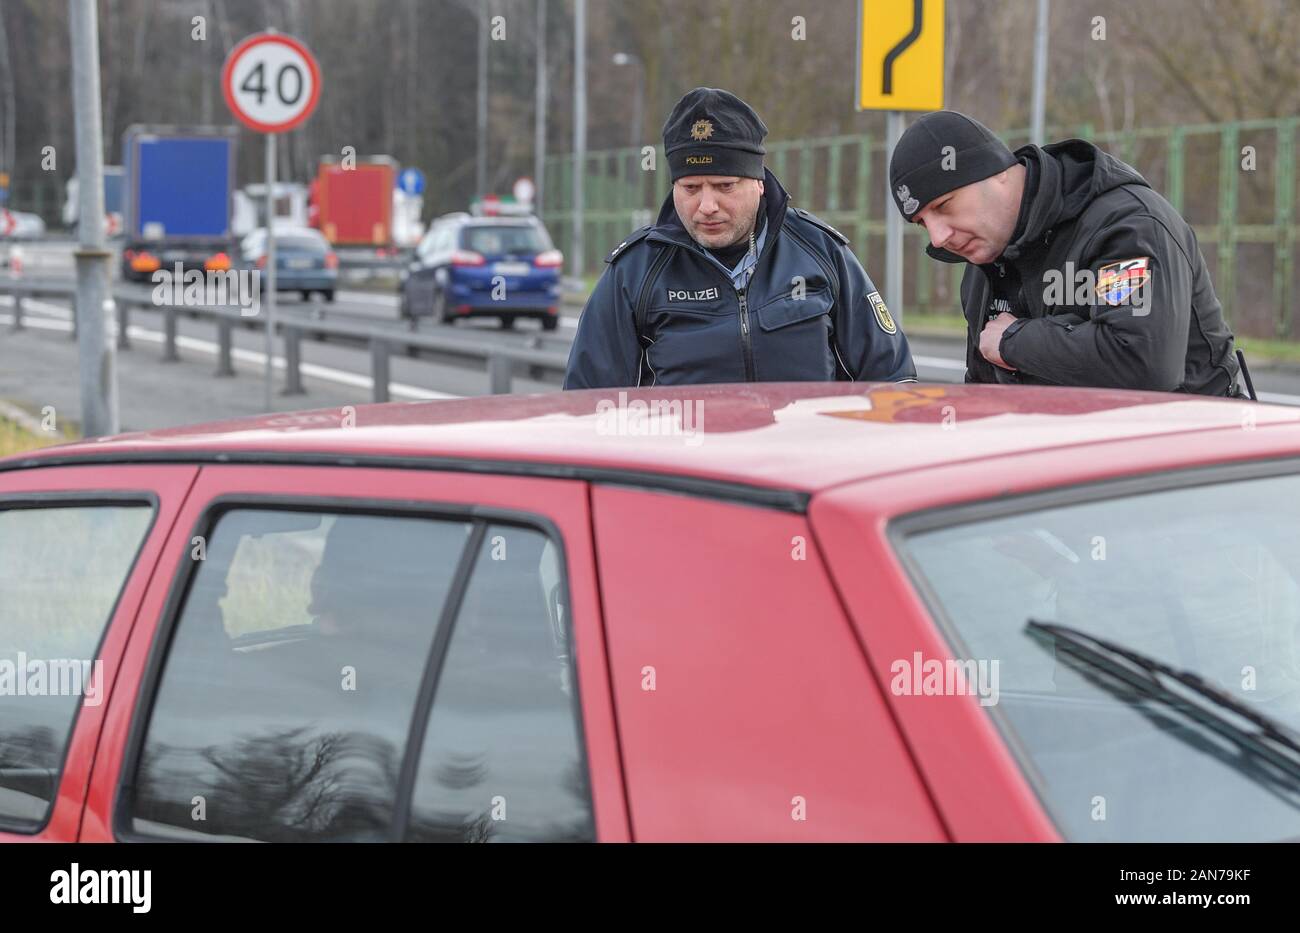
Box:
[9,383,1300,495]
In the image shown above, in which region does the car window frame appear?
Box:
[111,492,595,844]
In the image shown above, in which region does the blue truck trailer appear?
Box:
[121,125,237,283]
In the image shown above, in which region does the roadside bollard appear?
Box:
[488,353,512,395]
[161,306,179,361]
[215,318,234,376]
[370,339,390,403]
[283,326,305,394]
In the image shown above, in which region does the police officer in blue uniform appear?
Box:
[564,87,915,389]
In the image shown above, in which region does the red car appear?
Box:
[3,383,1300,843]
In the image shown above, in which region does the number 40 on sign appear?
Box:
[222,31,321,134]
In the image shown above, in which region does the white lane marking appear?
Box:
[913,354,967,371]
[337,290,399,308]
[0,301,459,400]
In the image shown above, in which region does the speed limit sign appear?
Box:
[221,32,321,133]
[222,31,322,412]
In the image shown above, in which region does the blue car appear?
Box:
[400,214,563,330]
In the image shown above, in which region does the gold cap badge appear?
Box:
[690,119,714,141]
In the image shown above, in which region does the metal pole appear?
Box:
[68,0,117,437]
[631,62,643,153]
[571,0,586,282]
[1030,0,1050,146]
[476,2,488,199]
[885,111,905,322]
[534,0,547,215]
[264,133,278,411]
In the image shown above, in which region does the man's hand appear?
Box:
[979,312,1018,370]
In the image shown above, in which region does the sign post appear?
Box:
[222,29,321,411]
[513,176,536,209]
[857,0,944,323]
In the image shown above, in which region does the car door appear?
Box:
[407,230,438,312]
[590,484,945,841]
[410,224,451,314]
[81,464,627,842]
[0,464,198,843]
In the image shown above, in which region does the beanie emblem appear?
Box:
[895,184,919,216]
[690,119,714,141]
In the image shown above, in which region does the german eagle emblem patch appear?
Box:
[868,291,897,334]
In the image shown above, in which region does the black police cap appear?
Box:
[662,87,768,181]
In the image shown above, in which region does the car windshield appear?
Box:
[461,225,549,256]
[896,472,1300,841]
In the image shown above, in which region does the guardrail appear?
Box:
[0,275,570,399]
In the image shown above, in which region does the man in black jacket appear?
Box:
[564,87,915,389]
[888,110,1243,395]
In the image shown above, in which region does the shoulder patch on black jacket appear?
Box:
[792,207,849,245]
[605,225,653,263]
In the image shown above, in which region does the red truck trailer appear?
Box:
[310,156,396,247]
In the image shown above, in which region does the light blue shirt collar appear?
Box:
[696,218,768,292]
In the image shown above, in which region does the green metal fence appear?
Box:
[543,117,1300,340]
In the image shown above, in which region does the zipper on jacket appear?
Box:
[738,287,756,381]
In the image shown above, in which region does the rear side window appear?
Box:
[407,525,592,842]
[275,234,327,252]
[0,504,153,831]
[461,225,550,255]
[125,508,592,842]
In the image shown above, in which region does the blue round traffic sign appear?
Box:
[398,168,426,195]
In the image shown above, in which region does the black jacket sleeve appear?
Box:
[831,244,916,382]
[998,215,1190,390]
[562,263,642,390]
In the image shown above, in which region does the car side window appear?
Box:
[126,509,470,842]
[436,224,457,255]
[406,524,593,842]
[0,503,153,831]
[125,509,592,843]
[418,228,441,261]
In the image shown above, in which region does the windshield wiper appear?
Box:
[1026,619,1300,783]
